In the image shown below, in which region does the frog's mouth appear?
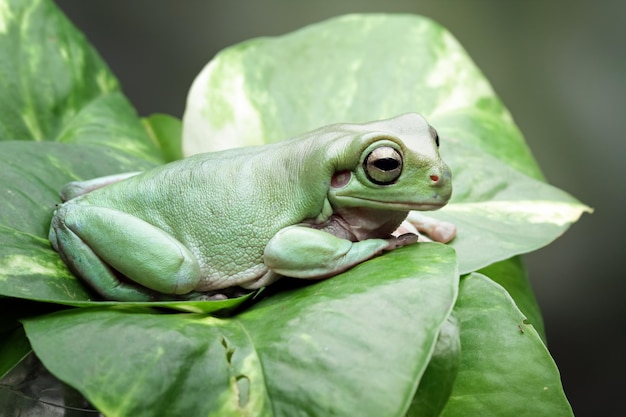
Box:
[328,173,453,212]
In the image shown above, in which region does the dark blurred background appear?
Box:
[54,1,625,416]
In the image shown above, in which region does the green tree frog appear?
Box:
[48,113,455,301]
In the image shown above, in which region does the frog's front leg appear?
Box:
[49,204,201,301]
[263,225,418,279]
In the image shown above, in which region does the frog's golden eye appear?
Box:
[364,146,403,185]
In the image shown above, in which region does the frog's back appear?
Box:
[74,141,332,289]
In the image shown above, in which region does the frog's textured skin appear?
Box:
[49,113,454,301]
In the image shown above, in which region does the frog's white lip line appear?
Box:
[384,202,445,211]
[337,196,446,210]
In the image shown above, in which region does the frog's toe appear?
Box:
[392,233,420,248]
[405,213,457,243]
[428,222,457,243]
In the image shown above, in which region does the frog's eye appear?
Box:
[429,125,440,147]
[364,146,403,185]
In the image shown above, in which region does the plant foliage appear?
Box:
[0,1,589,416]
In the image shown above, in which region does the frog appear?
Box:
[48,113,456,301]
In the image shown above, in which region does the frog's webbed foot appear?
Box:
[397,212,457,243]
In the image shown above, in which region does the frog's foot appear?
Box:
[399,212,457,243]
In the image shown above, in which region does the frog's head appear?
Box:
[327,113,452,212]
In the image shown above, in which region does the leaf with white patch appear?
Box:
[24,245,458,417]
[412,141,592,273]
[182,14,591,274]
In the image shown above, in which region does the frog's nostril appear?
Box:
[429,165,451,186]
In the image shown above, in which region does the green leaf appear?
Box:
[441,274,573,417]
[0,0,175,303]
[0,0,164,161]
[183,14,540,178]
[414,140,591,274]
[0,142,157,303]
[183,13,591,274]
[0,298,65,379]
[478,256,546,343]
[0,0,118,142]
[23,244,458,417]
[0,326,31,379]
[142,113,184,162]
[0,5,580,416]
[54,92,165,163]
[407,314,461,417]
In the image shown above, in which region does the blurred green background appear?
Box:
[54,1,624,416]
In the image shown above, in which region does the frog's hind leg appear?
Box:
[60,172,142,201]
[49,204,202,301]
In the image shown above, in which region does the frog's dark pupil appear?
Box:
[375,158,399,171]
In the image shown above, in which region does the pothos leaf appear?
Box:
[441,274,573,417]
[23,245,458,417]
[182,13,591,275]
